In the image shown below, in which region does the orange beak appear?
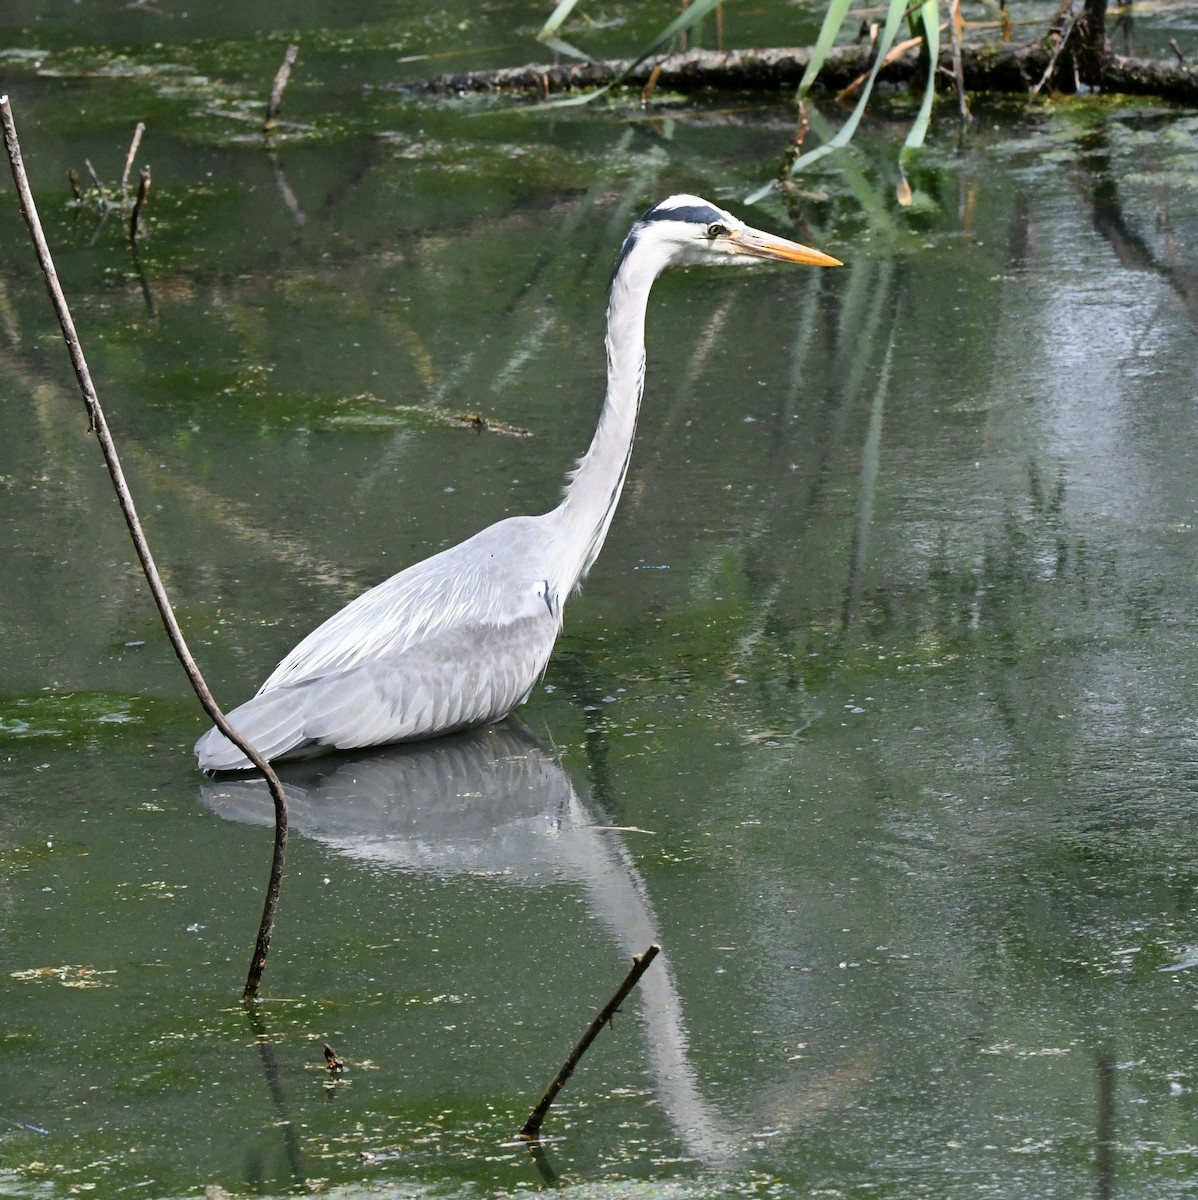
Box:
[727,225,843,268]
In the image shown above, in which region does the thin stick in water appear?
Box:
[120,121,145,198]
[519,944,660,1140]
[0,93,288,1004]
[265,44,300,130]
[84,157,110,207]
[129,164,151,246]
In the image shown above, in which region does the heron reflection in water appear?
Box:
[195,197,839,771]
[201,722,734,1162]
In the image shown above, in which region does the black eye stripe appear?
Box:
[640,202,726,227]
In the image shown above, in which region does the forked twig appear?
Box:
[520,944,660,1140]
[0,94,287,1004]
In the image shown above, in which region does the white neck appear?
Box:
[549,234,672,594]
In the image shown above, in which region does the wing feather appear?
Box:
[195,514,564,772]
[257,515,552,692]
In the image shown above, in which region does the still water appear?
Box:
[1,4,1197,1198]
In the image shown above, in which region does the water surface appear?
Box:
[1,7,1197,1198]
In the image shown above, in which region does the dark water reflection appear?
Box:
[1,17,1197,1197]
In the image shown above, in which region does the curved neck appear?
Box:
[551,240,665,593]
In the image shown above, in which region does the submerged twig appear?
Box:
[0,94,288,1004]
[72,122,152,244]
[1095,1050,1115,1200]
[120,121,145,198]
[129,165,151,247]
[265,43,300,130]
[83,158,110,207]
[449,411,531,437]
[526,1140,559,1185]
[777,99,811,186]
[520,944,660,1140]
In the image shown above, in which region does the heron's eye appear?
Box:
[706,222,728,239]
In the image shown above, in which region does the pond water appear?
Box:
[1,4,1197,1199]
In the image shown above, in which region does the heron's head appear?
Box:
[613,194,841,286]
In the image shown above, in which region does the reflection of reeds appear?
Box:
[0,276,20,348]
[1084,158,1198,330]
[623,293,735,516]
[712,257,896,677]
[0,338,364,601]
[345,164,663,509]
[0,144,681,643]
[841,331,893,632]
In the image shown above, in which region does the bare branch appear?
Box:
[407,41,1198,105]
[0,94,287,1004]
[129,164,151,246]
[265,43,300,130]
[84,157,110,207]
[520,945,660,1140]
[120,120,145,198]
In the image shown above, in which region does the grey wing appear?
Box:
[194,517,563,772]
[302,615,556,749]
[195,608,557,771]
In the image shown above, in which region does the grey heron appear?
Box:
[195,195,840,771]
